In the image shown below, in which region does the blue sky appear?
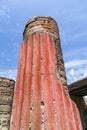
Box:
[0,0,87,84]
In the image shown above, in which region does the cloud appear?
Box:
[66,65,87,84]
[65,59,87,83]
[65,59,87,68]
[0,9,5,16]
[0,3,11,22]
[0,69,17,80]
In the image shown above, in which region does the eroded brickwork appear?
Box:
[0,77,15,130]
[68,77,87,130]
[71,96,87,130]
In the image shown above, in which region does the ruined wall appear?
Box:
[0,77,15,130]
[71,96,87,130]
[68,77,87,130]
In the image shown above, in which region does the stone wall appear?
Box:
[0,77,15,130]
[68,77,87,130]
[70,96,87,130]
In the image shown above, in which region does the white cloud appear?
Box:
[7,15,10,18]
[65,59,87,83]
[65,59,87,68]
[0,9,5,16]
[0,4,11,20]
[0,69,17,81]
[66,64,87,84]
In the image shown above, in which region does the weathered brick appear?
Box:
[0,77,15,130]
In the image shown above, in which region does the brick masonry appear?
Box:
[68,77,87,130]
[0,77,15,130]
[71,96,87,130]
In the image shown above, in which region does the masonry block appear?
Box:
[0,77,15,130]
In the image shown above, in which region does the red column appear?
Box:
[10,17,82,130]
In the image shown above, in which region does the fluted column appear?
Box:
[10,17,82,130]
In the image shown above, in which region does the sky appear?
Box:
[0,0,87,84]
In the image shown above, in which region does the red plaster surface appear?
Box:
[10,32,82,130]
